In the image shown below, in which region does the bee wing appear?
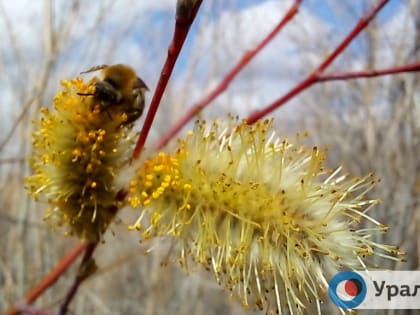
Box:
[124,88,146,125]
[134,76,149,91]
[131,76,148,115]
[80,64,109,74]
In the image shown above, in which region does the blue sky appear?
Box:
[305,0,404,23]
[172,0,407,78]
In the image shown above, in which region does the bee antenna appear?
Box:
[80,64,109,74]
[77,92,96,96]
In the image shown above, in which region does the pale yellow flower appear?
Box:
[26,78,133,240]
[127,118,401,314]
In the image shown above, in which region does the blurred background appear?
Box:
[0,0,418,314]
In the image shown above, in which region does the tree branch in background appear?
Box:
[4,243,86,315]
[155,0,302,149]
[246,0,390,124]
[316,62,420,82]
[55,187,127,315]
[133,0,203,159]
[58,242,98,315]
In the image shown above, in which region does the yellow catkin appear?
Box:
[26,77,134,240]
[127,118,402,314]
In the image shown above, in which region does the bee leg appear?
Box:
[80,64,108,74]
[104,109,113,121]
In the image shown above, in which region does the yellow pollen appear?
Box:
[26,77,135,241]
[154,165,164,172]
[72,149,82,158]
[145,181,153,188]
[86,163,94,173]
[151,212,162,225]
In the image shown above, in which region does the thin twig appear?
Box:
[56,189,126,315]
[246,0,389,124]
[132,0,203,159]
[317,62,420,82]
[155,0,302,149]
[58,241,98,315]
[4,243,87,315]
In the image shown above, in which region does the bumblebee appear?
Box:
[78,64,148,125]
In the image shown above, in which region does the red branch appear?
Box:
[4,243,86,315]
[317,62,420,82]
[156,0,302,149]
[132,0,203,159]
[246,0,389,124]
[58,241,98,315]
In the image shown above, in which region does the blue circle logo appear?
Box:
[329,271,366,309]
